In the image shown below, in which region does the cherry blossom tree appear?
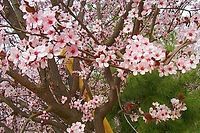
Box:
[0,0,199,132]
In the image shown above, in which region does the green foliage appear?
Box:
[160,32,176,52]
[107,67,200,133]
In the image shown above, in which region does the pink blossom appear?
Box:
[0,5,3,11]
[123,23,133,33]
[8,47,20,64]
[66,30,79,44]
[67,122,85,133]
[176,58,191,73]
[70,95,105,122]
[185,26,198,41]
[188,54,199,69]
[96,54,109,68]
[25,12,43,29]
[42,9,57,31]
[66,45,79,57]
[55,33,67,48]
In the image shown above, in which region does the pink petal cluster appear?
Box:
[69,95,106,122]
[128,98,187,124]
[149,102,172,123]
[149,98,187,123]
[94,45,116,68]
[170,98,187,120]
[67,122,85,133]
[119,35,166,76]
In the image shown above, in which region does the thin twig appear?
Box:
[0,24,48,39]
[163,40,196,65]
[159,7,200,12]
[116,80,138,133]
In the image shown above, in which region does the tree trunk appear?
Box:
[94,115,104,133]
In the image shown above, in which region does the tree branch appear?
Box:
[50,0,59,6]
[132,1,143,36]
[0,95,67,131]
[149,8,159,42]
[6,69,39,94]
[47,58,69,100]
[94,67,118,133]
[104,1,133,46]
[2,0,26,39]
[163,40,196,65]
[9,0,26,29]
[96,0,103,20]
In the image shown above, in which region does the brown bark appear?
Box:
[93,67,121,133]
[48,58,69,99]
[94,114,104,133]
[132,1,144,36]
[51,0,59,6]
[3,0,26,39]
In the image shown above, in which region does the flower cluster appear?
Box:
[149,102,173,123]
[67,122,85,133]
[116,35,200,79]
[3,0,81,71]
[20,1,57,34]
[149,98,187,123]
[170,98,187,120]
[7,45,51,71]
[158,54,199,77]
[0,55,8,74]
[0,38,9,74]
[69,95,106,122]
[94,45,116,68]
[127,98,187,124]
[119,35,166,76]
